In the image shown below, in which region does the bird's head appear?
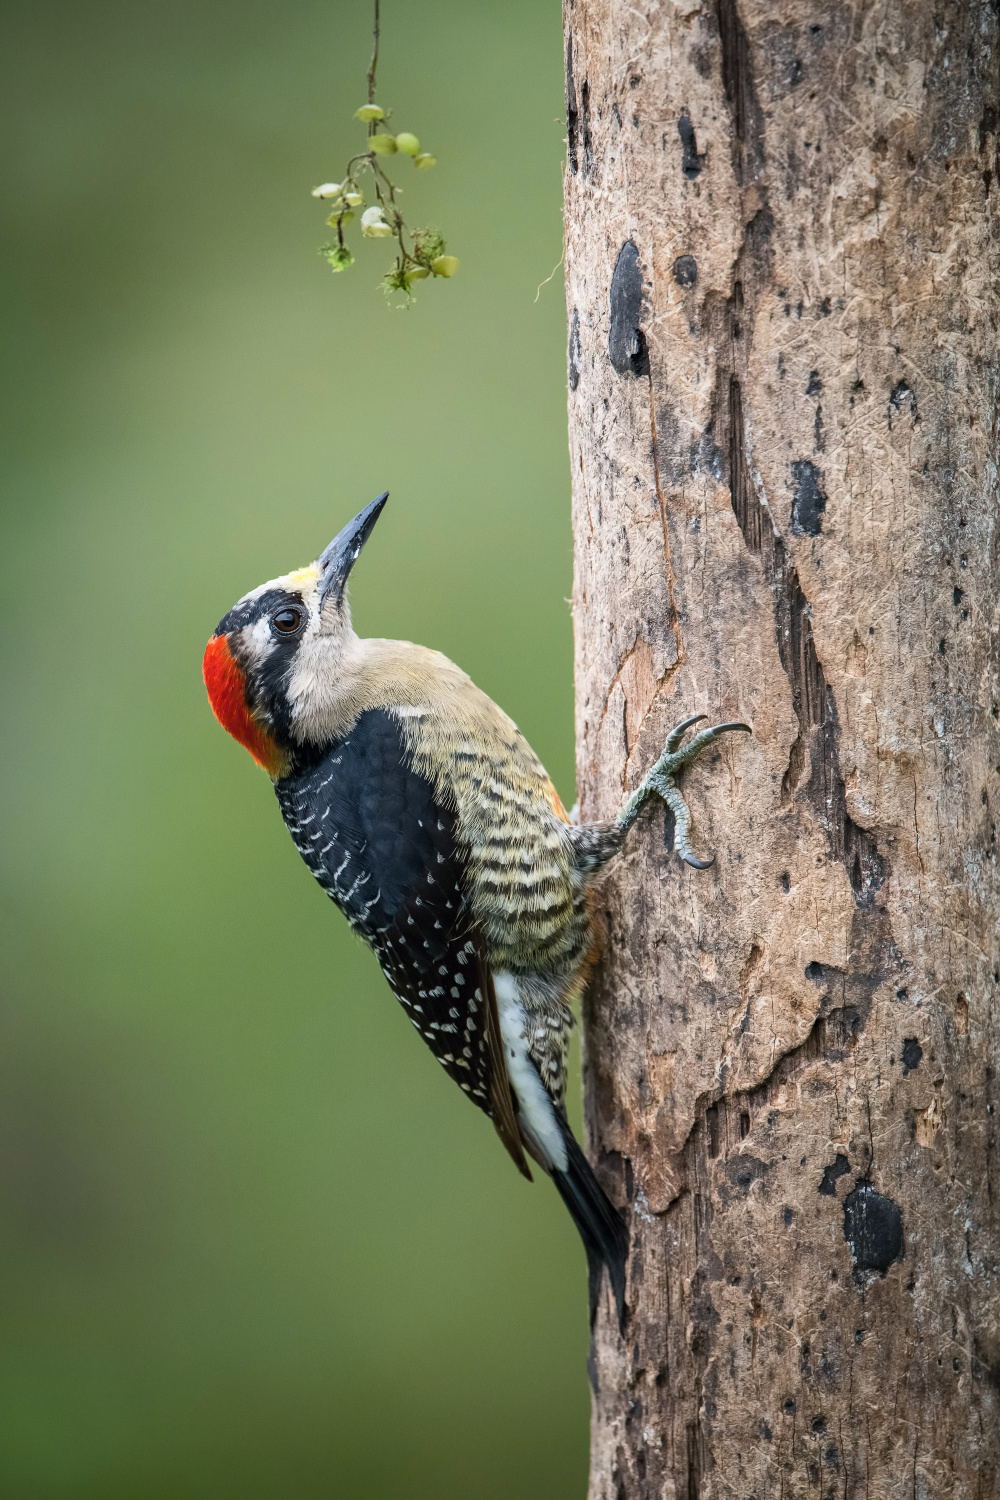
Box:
[202,493,387,778]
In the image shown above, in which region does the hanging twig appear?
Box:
[312,0,458,301]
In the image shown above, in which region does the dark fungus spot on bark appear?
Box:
[806,369,823,396]
[568,309,582,392]
[901,1037,923,1074]
[888,379,918,429]
[790,459,827,535]
[672,253,698,287]
[586,1344,599,1393]
[781,870,790,893]
[609,242,650,377]
[783,1398,796,1415]
[728,1155,769,1189]
[818,1154,851,1196]
[843,1183,904,1274]
[789,59,803,87]
[677,110,705,178]
[812,1414,826,1434]
[783,1206,794,1226]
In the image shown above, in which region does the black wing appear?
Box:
[275,710,529,1177]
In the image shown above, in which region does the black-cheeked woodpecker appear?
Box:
[203,495,749,1329]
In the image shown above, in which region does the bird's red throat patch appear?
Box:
[202,634,288,778]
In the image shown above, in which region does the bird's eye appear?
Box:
[271,607,303,635]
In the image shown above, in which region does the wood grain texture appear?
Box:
[563,1,1000,1494]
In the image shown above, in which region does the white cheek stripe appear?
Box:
[232,573,331,699]
[494,973,568,1174]
[247,615,276,655]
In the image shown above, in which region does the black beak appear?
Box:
[317,492,388,607]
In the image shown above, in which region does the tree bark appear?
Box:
[563,2,1000,1495]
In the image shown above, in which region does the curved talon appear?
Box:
[682,851,715,871]
[663,713,707,755]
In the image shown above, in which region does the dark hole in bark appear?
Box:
[678,111,704,177]
[568,308,582,391]
[609,241,650,377]
[790,459,827,535]
[706,1103,720,1158]
[818,1154,851,1196]
[673,253,698,286]
[843,1183,904,1274]
[901,1037,923,1074]
[565,36,578,173]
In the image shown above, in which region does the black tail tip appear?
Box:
[586,1238,629,1335]
[551,1118,630,1335]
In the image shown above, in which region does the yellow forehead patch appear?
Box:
[285,564,320,589]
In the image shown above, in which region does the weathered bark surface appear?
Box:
[563,1,1000,1494]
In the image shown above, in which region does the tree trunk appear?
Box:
[563,1,1000,1494]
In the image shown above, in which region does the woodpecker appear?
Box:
[203,495,748,1328]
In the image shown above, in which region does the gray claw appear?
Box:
[663,713,707,755]
[681,849,715,870]
[617,714,752,866]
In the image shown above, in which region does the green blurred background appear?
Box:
[0,2,586,1495]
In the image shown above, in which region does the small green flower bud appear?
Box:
[369,133,398,155]
[354,104,385,122]
[344,190,364,207]
[413,153,437,170]
[312,182,342,198]
[326,209,354,227]
[394,132,420,155]
[430,255,459,277]
[404,265,430,284]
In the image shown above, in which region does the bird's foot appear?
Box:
[617,714,751,867]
